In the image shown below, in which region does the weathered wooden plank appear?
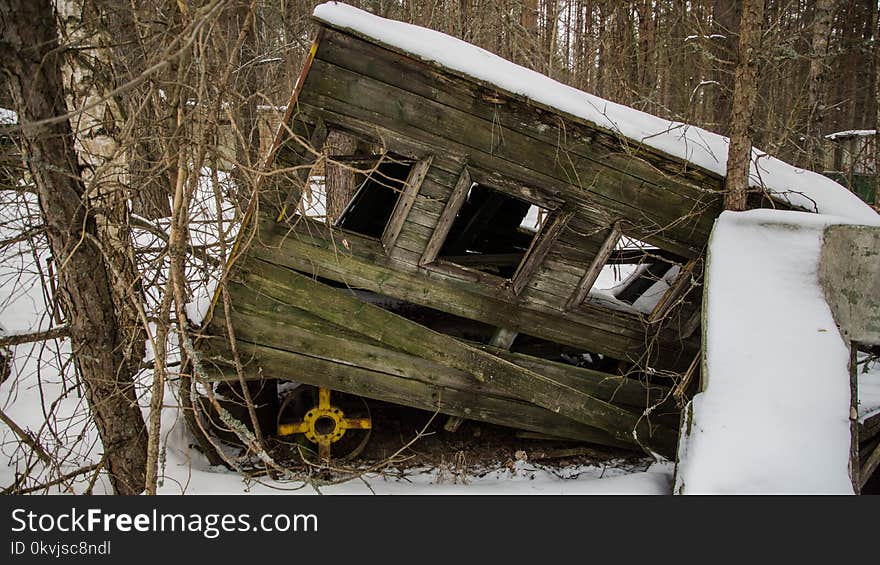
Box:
[202,339,633,449]
[315,28,723,199]
[382,156,433,252]
[295,62,716,252]
[511,210,574,295]
[301,60,694,221]
[522,273,579,303]
[213,301,679,427]
[447,324,520,432]
[859,437,880,491]
[420,165,472,266]
[487,348,677,415]
[213,280,674,412]
[861,411,880,443]
[236,254,678,455]
[567,222,623,309]
[256,214,653,355]
[398,217,436,240]
[291,100,708,259]
[648,258,701,323]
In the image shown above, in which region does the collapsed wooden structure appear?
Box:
[196,9,812,459]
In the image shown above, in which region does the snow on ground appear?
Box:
[313,2,879,225]
[859,358,880,423]
[675,210,869,495]
[154,448,673,495]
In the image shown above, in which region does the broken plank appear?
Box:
[421,165,471,266]
[251,212,699,369]
[203,339,633,449]
[511,209,574,295]
[237,255,679,456]
[215,282,676,414]
[382,155,433,253]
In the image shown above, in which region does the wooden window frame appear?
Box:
[566,223,698,321]
[280,119,433,247]
[381,155,433,253]
[419,164,568,294]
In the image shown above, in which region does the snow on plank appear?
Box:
[675,210,866,494]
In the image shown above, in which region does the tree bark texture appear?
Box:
[725,0,765,211]
[0,0,148,495]
[805,0,834,171]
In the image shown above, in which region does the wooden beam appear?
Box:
[860,411,880,443]
[249,213,699,369]
[446,325,520,432]
[860,438,880,491]
[235,256,679,456]
[488,327,519,350]
[202,340,633,449]
[512,209,573,295]
[382,155,433,253]
[649,258,701,323]
[567,222,622,309]
[420,165,471,266]
[216,280,678,413]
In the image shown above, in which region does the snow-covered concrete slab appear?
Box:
[674,210,870,494]
[819,225,880,345]
[313,2,879,225]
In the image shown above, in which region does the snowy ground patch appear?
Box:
[153,453,673,495]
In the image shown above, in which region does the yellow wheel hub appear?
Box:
[277,387,371,460]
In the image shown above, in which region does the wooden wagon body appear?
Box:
[195,10,792,457]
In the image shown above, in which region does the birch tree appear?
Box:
[1,0,148,495]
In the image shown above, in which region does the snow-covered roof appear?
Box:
[825,129,876,140]
[313,2,880,225]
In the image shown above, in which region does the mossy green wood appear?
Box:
[227,253,678,456]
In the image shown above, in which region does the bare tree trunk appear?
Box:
[875,6,880,208]
[57,0,146,400]
[725,0,765,211]
[1,0,148,494]
[713,0,742,135]
[636,0,656,105]
[324,131,359,223]
[805,0,834,171]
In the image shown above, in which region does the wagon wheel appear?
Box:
[277,386,371,462]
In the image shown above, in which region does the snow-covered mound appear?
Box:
[313,2,879,225]
[674,210,867,494]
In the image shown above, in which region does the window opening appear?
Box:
[437,183,549,279]
[298,174,327,221]
[334,155,413,238]
[587,235,685,315]
[292,129,414,239]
